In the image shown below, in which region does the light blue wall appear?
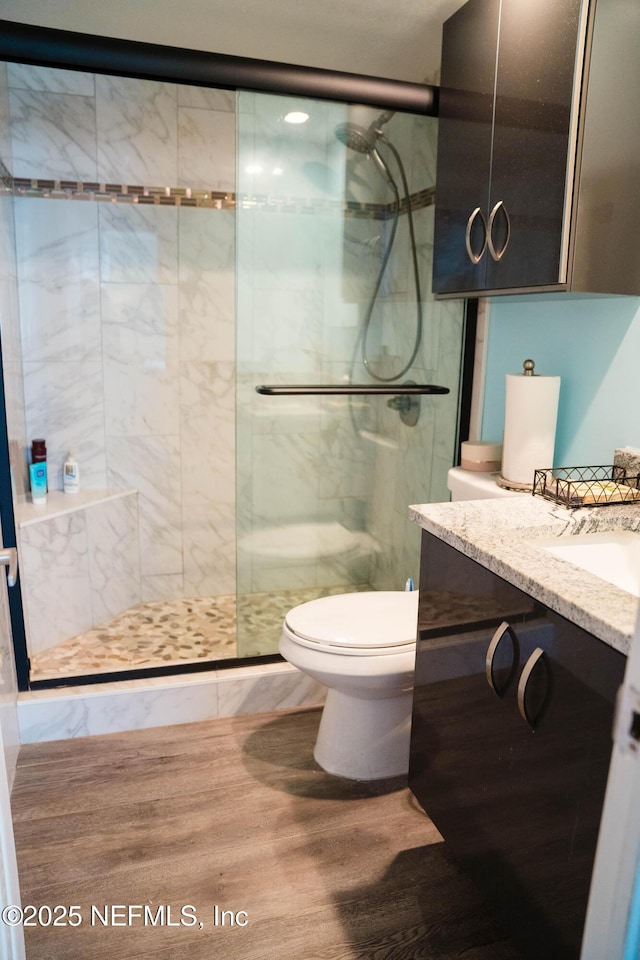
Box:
[481,295,640,466]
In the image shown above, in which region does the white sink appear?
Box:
[537,531,640,598]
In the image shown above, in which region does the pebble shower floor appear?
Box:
[30,585,372,681]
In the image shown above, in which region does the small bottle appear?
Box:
[63,452,80,494]
[29,438,47,505]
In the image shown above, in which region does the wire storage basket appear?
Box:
[532,465,640,507]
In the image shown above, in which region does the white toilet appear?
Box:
[279,468,521,781]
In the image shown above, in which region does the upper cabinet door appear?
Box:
[432,0,590,297]
[486,0,583,291]
[432,0,500,294]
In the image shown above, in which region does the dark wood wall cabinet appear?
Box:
[432,0,640,297]
[409,532,625,960]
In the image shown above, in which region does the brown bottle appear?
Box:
[31,439,46,463]
[29,439,48,504]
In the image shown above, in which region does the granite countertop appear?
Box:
[409,495,640,655]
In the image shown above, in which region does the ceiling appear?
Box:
[0,0,465,83]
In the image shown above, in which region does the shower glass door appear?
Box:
[235,91,467,658]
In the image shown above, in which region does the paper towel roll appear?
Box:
[502,366,560,486]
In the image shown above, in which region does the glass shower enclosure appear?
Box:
[235,93,466,657]
[0,59,467,685]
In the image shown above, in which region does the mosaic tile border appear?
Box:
[13,177,234,208]
[12,177,435,218]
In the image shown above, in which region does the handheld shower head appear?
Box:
[335,109,423,385]
[335,121,378,154]
[334,110,395,154]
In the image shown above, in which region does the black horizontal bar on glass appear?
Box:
[255,384,450,396]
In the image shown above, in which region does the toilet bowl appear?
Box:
[280,591,419,780]
[280,469,523,781]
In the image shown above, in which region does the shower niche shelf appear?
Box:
[14,488,137,528]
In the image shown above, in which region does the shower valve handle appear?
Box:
[386,395,413,412]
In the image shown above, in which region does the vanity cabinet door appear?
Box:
[409,532,625,960]
[432,0,585,295]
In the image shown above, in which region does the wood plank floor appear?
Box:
[12,706,522,959]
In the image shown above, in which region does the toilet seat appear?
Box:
[284,591,418,655]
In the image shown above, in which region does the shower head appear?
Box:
[335,121,378,154]
[334,110,395,154]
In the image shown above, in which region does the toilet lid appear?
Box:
[284,591,419,650]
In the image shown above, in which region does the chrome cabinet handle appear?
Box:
[518,647,551,731]
[487,200,511,261]
[485,620,520,698]
[0,547,18,588]
[465,206,488,264]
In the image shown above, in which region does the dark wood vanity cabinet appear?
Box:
[432,0,640,297]
[409,532,625,960]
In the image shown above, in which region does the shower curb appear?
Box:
[17,662,326,744]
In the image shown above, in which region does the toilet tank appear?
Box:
[447,466,522,501]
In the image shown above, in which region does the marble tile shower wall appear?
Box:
[7,64,237,603]
[0,65,28,500]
